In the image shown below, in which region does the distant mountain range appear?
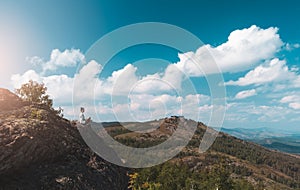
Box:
[220,127,300,154]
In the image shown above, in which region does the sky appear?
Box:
[1,0,300,131]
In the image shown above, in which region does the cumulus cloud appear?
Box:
[73,60,103,102]
[11,59,186,108]
[226,58,298,86]
[27,49,85,73]
[235,89,257,99]
[94,93,211,122]
[280,95,300,110]
[132,75,178,94]
[11,60,100,105]
[10,24,300,124]
[162,64,184,89]
[102,64,138,95]
[97,63,185,96]
[43,74,73,104]
[126,93,180,121]
[174,25,283,76]
[11,70,42,88]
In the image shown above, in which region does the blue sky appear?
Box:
[1,0,300,131]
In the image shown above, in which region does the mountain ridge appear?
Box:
[1,87,300,189]
[101,117,300,189]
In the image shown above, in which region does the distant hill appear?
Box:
[221,127,300,154]
[101,117,300,189]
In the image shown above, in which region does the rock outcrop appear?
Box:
[0,88,128,190]
[158,116,181,134]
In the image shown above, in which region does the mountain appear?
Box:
[1,87,300,189]
[221,127,300,154]
[101,117,300,189]
[0,88,128,190]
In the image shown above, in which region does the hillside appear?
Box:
[1,87,300,189]
[102,116,300,189]
[0,88,128,190]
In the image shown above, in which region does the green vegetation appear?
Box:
[16,80,53,107]
[128,161,254,190]
[15,80,64,117]
[30,108,43,120]
[108,127,132,138]
[211,135,300,188]
[105,121,300,190]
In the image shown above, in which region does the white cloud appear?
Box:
[295,44,300,48]
[174,25,283,76]
[289,103,300,110]
[235,89,257,99]
[253,105,290,122]
[27,49,85,73]
[71,60,103,103]
[225,102,297,123]
[11,60,101,105]
[11,58,188,111]
[103,64,138,95]
[280,95,300,110]
[26,56,44,66]
[11,70,42,88]
[285,43,300,51]
[9,24,300,125]
[96,93,211,122]
[226,58,297,86]
[280,95,299,103]
[162,64,184,89]
[127,94,178,121]
[132,74,175,94]
[98,63,184,96]
[43,74,73,104]
[11,59,186,109]
[293,77,300,88]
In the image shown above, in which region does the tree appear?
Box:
[15,80,53,107]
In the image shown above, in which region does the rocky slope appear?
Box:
[0,88,128,190]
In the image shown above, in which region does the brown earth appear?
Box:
[0,88,129,190]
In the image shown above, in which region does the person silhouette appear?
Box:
[79,107,91,124]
